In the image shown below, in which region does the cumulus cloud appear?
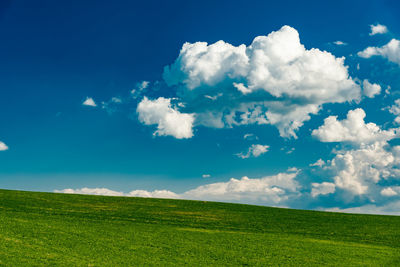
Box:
[369,23,388,36]
[358,39,400,65]
[236,144,269,159]
[326,141,400,195]
[0,141,8,151]
[82,97,97,107]
[312,108,397,145]
[311,182,335,197]
[381,187,399,197]
[55,172,300,206]
[362,80,381,98]
[160,25,360,138]
[311,108,400,196]
[183,172,300,205]
[137,97,195,139]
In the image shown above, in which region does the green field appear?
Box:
[0,189,399,266]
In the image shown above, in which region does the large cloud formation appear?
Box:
[311,108,400,196]
[138,25,360,138]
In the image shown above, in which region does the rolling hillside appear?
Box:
[0,189,399,266]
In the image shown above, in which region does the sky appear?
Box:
[2,0,400,215]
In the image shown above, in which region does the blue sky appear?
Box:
[2,0,400,214]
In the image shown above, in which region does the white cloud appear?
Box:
[82,97,97,107]
[204,93,223,101]
[162,25,360,138]
[55,187,124,196]
[101,97,123,114]
[202,174,211,178]
[243,133,258,140]
[311,182,335,197]
[55,187,179,199]
[388,99,400,123]
[236,144,269,159]
[333,41,347,46]
[131,81,150,98]
[137,97,195,139]
[55,172,300,206]
[183,172,300,205]
[326,201,400,216]
[0,141,8,151]
[111,97,122,103]
[358,39,400,65]
[312,108,397,145]
[317,141,400,196]
[127,190,179,199]
[311,108,400,196]
[381,187,399,197]
[369,23,388,36]
[362,80,381,98]
[309,159,325,167]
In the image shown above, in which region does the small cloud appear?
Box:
[0,141,8,151]
[385,86,391,95]
[236,144,269,159]
[139,81,150,90]
[333,41,347,46]
[204,93,223,101]
[369,23,388,36]
[131,81,150,98]
[137,97,195,139]
[287,167,299,172]
[101,96,123,114]
[233,82,252,94]
[111,97,122,103]
[286,147,295,154]
[362,79,381,98]
[381,187,398,197]
[243,133,258,141]
[358,39,400,65]
[202,174,211,178]
[309,159,325,167]
[82,97,97,107]
[311,182,335,197]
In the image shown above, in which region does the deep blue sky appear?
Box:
[1,0,400,213]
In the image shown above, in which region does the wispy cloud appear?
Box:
[236,144,269,159]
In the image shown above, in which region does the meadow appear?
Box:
[0,189,399,266]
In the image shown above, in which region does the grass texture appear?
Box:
[0,189,399,266]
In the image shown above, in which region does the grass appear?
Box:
[0,189,399,266]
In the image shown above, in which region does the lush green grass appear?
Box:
[0,189,399,266]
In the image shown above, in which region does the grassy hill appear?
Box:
[0,189,399,266]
